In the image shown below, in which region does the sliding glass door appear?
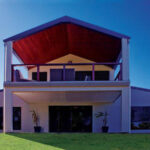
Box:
[49,106,92,132]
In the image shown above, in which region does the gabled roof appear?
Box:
[131,86,150,92]
[3,16,128,65]
[3,16,129,42]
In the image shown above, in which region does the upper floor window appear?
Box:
[50,69,75,81]
[75,71,109,81]
[50,69,109,81]
[32,72,47,81]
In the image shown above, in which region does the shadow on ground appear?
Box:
[8,133,147,150]
[8,133,101,150]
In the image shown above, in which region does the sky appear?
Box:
[0,0,150,89]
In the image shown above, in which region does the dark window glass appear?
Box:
[49,106,92,132]
[50,69,63,81]
[75,71,92,81]
[13,107,21,130]
[0,107,21,130]
[32,72,47,81]
[0,107,3,130]
[71,106,92,132]
[131,107,150,130]
[50,69,75,81]
[95,71,109,80]
[65,69,75,81]
[75,71,109,81]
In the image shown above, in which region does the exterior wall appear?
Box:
[0,91,33,132]
[131,87,150,133]
[23,100,122,133]
[131,87,150,106]
[29,104,49,132]
[28,54,114,81]
[2,83,131,133]
[2,81,130,133]
[93,96,121,133]
[0,90,122,133]
[30,103,93,133]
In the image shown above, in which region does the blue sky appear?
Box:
[0,0,150,89]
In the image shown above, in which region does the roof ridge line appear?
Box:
[4,16,130,42]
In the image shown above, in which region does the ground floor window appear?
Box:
[49,106,92,132]
[131,106,150,129]
[0,107,3,130]
[13,107,21,130]
[0,107,21,130]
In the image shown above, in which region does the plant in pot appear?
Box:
[95,111,109,133]
[30,110,41,133]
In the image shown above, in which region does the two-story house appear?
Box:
[1,16,150,133]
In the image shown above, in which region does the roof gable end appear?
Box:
[3,16,130,42]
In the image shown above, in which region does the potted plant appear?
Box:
[30,110,41,133]
[95,111,109,133]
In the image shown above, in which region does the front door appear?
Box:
[49,106,92,132]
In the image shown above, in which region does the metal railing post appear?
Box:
[92,64,95,81]
[11,65,14,82]
[37,65,40,81]
[120,63,122,80]
[63,65,65,81]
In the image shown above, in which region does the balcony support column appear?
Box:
[121,38,129,81]
[3,88,13,133]
[121,87,131,133]
[4,41,13,82]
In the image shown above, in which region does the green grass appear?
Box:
[0,133,150,150]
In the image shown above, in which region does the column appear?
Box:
[4,41,12,82]
[3,88,13,133]
[121,87,131,133]
[122,38,129,81]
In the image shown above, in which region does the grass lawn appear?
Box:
[0,133,150,150]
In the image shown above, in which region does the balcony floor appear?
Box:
[4,80,130,88]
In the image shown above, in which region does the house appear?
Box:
[0,16,150,133]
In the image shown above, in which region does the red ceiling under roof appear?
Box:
[13,23,121,64]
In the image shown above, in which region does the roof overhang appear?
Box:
[4,16,130,42]
[4,16,130,65]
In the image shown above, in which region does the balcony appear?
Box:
[11,62,122,83]
[4,19,130,85]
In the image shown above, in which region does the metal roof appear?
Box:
[3,16,130,42]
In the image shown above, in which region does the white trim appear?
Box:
[122,38,129,81]
[131,130,150,133]
[4,41,12,82]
